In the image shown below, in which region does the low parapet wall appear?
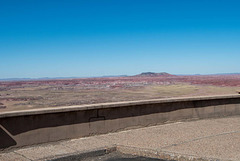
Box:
[1,95,240,150]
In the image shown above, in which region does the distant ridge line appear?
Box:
[1,72,240,81]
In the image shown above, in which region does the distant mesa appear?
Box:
[135,72,173,77]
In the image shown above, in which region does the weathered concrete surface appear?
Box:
[0,95,240,150]
[0,116,239,161]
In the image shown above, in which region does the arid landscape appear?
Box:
[0,72,240,112]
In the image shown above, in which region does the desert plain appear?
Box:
[0,73,240,112]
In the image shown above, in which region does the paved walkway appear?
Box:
[0,116,240,161]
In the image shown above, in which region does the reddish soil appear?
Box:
[0,74,240,88]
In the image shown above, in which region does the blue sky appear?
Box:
[0,0,240,78]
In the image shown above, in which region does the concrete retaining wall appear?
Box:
[1,95,240,150]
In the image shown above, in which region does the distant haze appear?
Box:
[1,72,240,82]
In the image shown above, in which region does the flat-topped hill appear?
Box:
[134,72,173,77]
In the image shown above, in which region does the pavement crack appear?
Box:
[162,130,240,149]
[13,151,33,161]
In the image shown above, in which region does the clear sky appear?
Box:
[0,0,240,78]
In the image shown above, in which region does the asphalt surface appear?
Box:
[54,151,167,161]
[82,152,167,161]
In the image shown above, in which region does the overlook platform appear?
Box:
[1,95,240,160]
[0,116,240,161]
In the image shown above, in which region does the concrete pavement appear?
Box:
[0,116,239,161]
